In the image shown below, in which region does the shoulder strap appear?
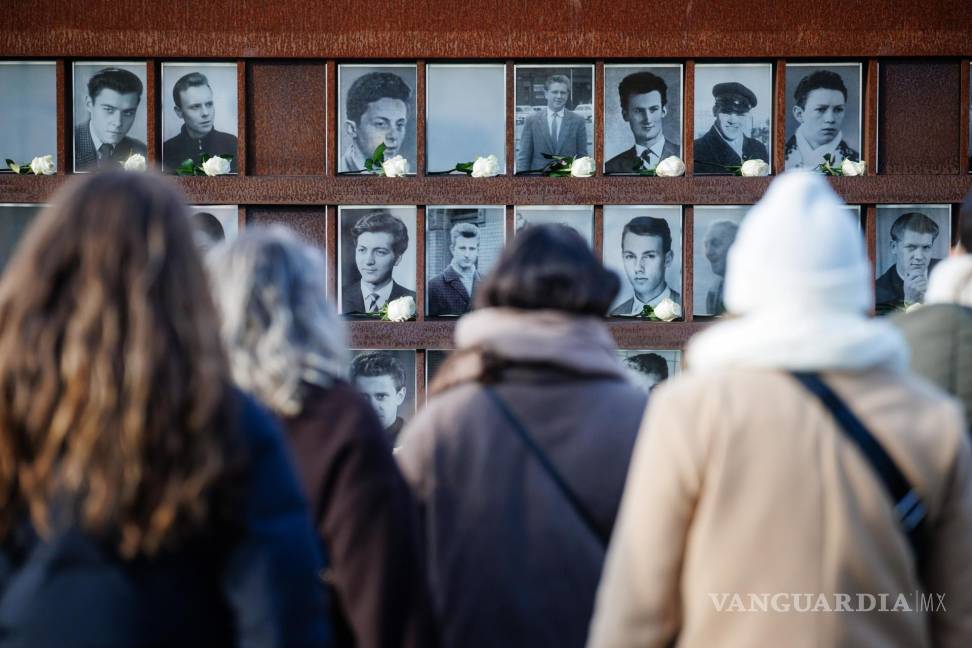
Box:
[483,387,609,548]
[789,371,928,568]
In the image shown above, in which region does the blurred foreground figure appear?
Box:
[588,172,972,648]
[0,172,330,647]
[208,226,437,648]
[398,225,647,648]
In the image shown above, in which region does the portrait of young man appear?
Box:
[73,65,147,172]
[161,64,238,173]
[339,66,415,173]
[350,351,414,448]
[340,207,416,315]
[692,206,746,317]
[514,67,592,173]
[875,208,950,314]
[604,67,681,174]
[427,223,482,317]
[693,64,772,175]
[620,352,672,395]
[784,64,861,171]
[609,216,681,317]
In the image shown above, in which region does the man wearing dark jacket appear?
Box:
[693,82,769,175]
[428,222,482,317]
[605,71,680,174]
[162,72,238,173]
[342,209,416,315]
[74,67,147,171]
[351,351,409,447]
[875,212,942,314]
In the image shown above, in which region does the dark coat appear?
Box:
[874,259,941,315]
[609,288,682,317]
[0,391,331,648]
[427,265,479,317]
[693,124,769,175]
[284,381,437,648]
[162,125,238,173]
[515,109,588,173]
[604,140,681,174]
[341,280,415,316]
[74,122,147,172]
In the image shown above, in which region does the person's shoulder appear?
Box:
[837,140,859,161]
[120,137,147,155]
[670,287,682,305]
[662,139,681,157]
[783,134,797,154]
[391,281,416,300]
[609,298,634,316]
[605,147,635,173]
[212,129,238,145]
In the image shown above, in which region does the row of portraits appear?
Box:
[5,61,969,175]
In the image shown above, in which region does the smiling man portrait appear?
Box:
[342,209,415,315]
[162,71,238,173]
[74,67,146,171]
[610,216,681,317]
[605,71,680,174]
[515,73,589,173]
[694,81,769,175]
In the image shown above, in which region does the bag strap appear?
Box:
[790,371,929,567]
[483,386,609,548]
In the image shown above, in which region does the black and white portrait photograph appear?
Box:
[515,206,594,248]
[339,206,417,316]
[693,64,772,175]
[514,64,594,174]
[784,63,862,172]
[603,64,682,174]
[617,349,681,395]
[425,349,451,395]
[0,204,41,272]
[875,205,951,314]
[602,206,683,317]
[339,64,417,174]
[968,65,971,173]
[0,62,57,172]
[188,205,239,254]
[72,62,147,172]
[349,349,417,448]
[693,205,749,317]
[426,64,506,174]
[426,206,505,317]
[161,62,239,174]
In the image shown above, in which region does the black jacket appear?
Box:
[693,124,769,175]
[162,125,238,173]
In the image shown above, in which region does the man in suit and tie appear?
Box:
[428,222,482,317]
[693,81,769,175]
[74,67,147,172]
[342,209,416,315]
[515,74,588,173]
[605,71,680,174]
[610,216,681,317]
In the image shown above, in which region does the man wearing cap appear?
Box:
[693,81,769,175]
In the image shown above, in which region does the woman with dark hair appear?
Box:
[0,171,330,647]
[397,224,648,648]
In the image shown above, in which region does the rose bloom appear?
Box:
[386,296,416,321]
[123,154,147,172]
[382,155,409,177]
[30,155,56,176]
[740,159,770,177]
[201,156,231,176]
[841,158,866,176]
[654,156,685,177]
[471,155,499,178]
[653,297,682,322]
[570,156,595,177]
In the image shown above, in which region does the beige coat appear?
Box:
[588,368,972,648]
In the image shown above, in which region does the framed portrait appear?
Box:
[617,349,681,395]
[426,64,506,174]
[338,64,417,174]
[425,349,451,397]
[426,205,506,317]
[188,205,239,254]
[72,62,148,173]
[693,205,749,317]
[874,204,951,314]
[338,206,417,316]
[603,64,683,174]
[784,63,862,172]
[0,204,42,272]
[602,206,683,317]
[514,206,594,248]
[693,63,773,175]
[349,349,417,448]
[160,62,239,174]
[0,62,57,172]
[514,64,594,174]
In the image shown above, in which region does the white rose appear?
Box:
[382,155,409,177]
[123,153,146,172]
[654,155,685,177]
[570,156,595,177]
[841,158,866,176]
[653,297,682,322]
[905,302,924,313]
[386,296,416,322]
[29,155,55,176]
[201,156,231,176]
[740,159,770,177]
[471,154,500,178]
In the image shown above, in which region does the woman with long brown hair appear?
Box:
[0,171,330,647]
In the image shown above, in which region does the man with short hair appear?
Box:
[428,222,482,316]
[784,70,860,170]
[516,74,589,173]
[694,82,769,175]
[342,209,415,314]
[875,212,942,313]
[702,219,739,316]
[351,352,408,446]
[190,211,225,253]
[162,72,238,173]
[341,72,412,172]
[605,71,680,174]
[623,353,670,395]
[611,216,681,317]
[74,67,147,171]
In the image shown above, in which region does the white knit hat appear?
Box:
[724,171,872,316]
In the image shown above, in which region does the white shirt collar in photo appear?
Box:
[792,124,843,169]
[359,278,394,312]
[89,121,109,156]
[450,259,476,297]
[626,285,672,316]
[635,137,667,167]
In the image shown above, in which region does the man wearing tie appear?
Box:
[342,209,416,315]
[515,74,588,173]
[73,67,147,172]
[605,71,680,174]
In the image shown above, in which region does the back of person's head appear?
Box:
[476,224,619,316]
[207,226,348,417]
[959,190,972,253]
[724,171,871,316]
[925,254,972,307]
[0,171,237,559]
